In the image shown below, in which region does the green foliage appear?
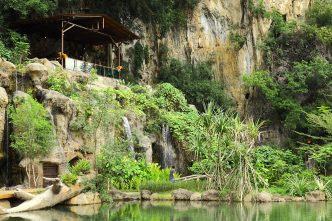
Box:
[298,107,332,172]
[314,176,332,198]
[229,32,246,50]
[71,88,123,153]
[97,139,178,190]
[1,0,56,19]
[0,31,29,64]
[306,0,332,28]
[254,146,303,185]
[47,68,71,95]
[279,170,316,196]
[162,111,200,143]
[71,159,91,175]
[133,42,144,78]
[248,0,268,18]
[61,172,78,186]
[133,42,149,80]
[56,0,199,36]
[243,58,332,131]
[9,96,55,158]
[140,180,208,192]
[153,83,189,112]
[158,59,232,111]
[189,103,265,200]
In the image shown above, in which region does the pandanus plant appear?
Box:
[190,103,267,201]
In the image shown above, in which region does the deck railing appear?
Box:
[64,57,120,78]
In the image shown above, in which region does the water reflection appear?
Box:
[1,201,331,221]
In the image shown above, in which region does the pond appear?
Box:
[1,201,331,221]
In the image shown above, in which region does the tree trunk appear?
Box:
[0,178,82,214]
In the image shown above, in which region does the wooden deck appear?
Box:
[0,189,44,200]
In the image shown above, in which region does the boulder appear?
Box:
[65,192,101,205]
[110,189,126,201]
[0,60,16,74]
[243,193,254,202]
[124,192,141,201]
[257,192,272,203]
[190,192,202,201]
[36,58,57,71]
[272,196,286,202]
[171,189,193,200]
[0,71,12,90]
[201,190,220,201]
[150,193,173,201]
[305,191,326,202]
[110,190,141,201]
[292,196,305,202]
[26,63,48,86]
[141,190,152,200]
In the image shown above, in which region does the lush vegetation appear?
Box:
[140,180,208,192]
[158,59,232,111]
[9,95,55,187]
[242,0,332,197]
[61,159,91,186]
[1,0,332,201]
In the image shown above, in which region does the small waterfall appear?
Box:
[161,124,175,168]
[15,71,18,92]
[122,117,134,153]
[5,108,9,186]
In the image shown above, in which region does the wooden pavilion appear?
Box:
[16,14,139,76]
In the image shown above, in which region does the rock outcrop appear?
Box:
[65,192,101,205]
[305,191,326,202]
[201,190,220,201]
[171,189,193,200]
[110,190,141,201]
[257,192,273,203]
[0,87,8,161]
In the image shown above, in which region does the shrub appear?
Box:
[279,170,316,196]
[158,59,232,111]
[229,32,247,49]
[140,180,208,192]
[254,146,303,185]
[61,172,78,186]
[153,83,189,112]
[71,159,91,175]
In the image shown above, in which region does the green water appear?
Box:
[1,201,331,221]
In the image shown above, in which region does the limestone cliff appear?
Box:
[130,0,311,114]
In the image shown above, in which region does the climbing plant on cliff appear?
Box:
[158,59,232,111]
[244,1,332,142]
[9,95,55,187]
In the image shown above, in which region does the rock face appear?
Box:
[190,192,202,201]
[171,189,193,200]
[110,190,141,201]
[26,63,48,86]
[141,190,152,200]
[0,59,16,74]
[305,191,326,202]
[201,190,220,201]
[65,192,101,205]
[128,0,311,145]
